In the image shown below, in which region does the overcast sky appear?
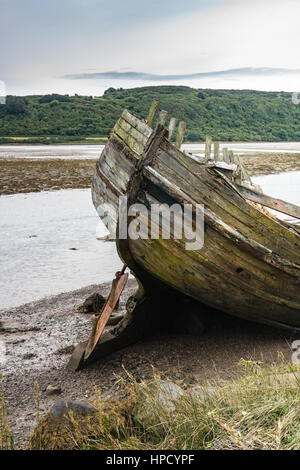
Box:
[1,0,300,96]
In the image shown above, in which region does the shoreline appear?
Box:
[0,153,299,196]
[0,140,300,146]
[0,278,296,449]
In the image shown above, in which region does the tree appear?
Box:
[6,96,27,114]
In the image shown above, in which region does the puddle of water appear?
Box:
[253,171,300,223]
[0,189,121,309]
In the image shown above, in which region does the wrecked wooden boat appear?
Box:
[68,101,300,370]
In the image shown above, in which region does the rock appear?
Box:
[50,399,97,419]
[133,379,184,429]
[23,353,37,360]
[77,293,106,314]
[190,385,216,402]
[46,385,62,396]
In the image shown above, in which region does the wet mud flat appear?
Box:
[0,279,296,449]
[240,152,300,175]
[0,153,299,195]
[0,159,97,195]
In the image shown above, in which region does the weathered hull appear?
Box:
[92,110,300,329]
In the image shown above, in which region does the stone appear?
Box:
[133,379,184,429]
[46,385,62,396]
[77,293,106,314]
[50,399,97,419]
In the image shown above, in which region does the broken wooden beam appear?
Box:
[146,101,160,127]
[214,142,220,161]
[175,121,186,149]
[158,109,168,126]
[237,184,300,220]
[204,136,212,160]
[222,148,229,163]
[168,117,177,140]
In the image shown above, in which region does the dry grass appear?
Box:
[0,375,14,450]
[25,361,300,450]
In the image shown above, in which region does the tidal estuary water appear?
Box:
[0,189,120,309]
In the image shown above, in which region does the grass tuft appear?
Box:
[27,362,300,450]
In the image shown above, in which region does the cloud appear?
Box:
[65,67,300,81]
[2,0,300,95]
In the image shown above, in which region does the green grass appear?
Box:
[27,362,300,450]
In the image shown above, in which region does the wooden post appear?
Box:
[158,110,168,126]
[228,150,235,163]
[204,136,212,160]
[168,117,177,140]
[222,148,229,163]
[146,101,160,128]
[241,163,252,183]
[213,142,220,161]
[175,121,186,149]
[232,153,252,184]
[233,152,240,165]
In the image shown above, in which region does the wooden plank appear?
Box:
[168,117,177,140]
[146,101,160,127]
[152,140,300,261]
[175,121,186,149]
[113,123,145,156]
[204,136,212,160]
[109,133,139,165]
[132,188,300,300]
[237,184,300,220]
[117,117,149,146]
[138,124,168,170]
[115,121,148,148]
[121,109,152,138]
[84,273,129,360]
[100,152,134,193]
[134,185,300,305]
[158,110,168,126]
[142,165,300,279]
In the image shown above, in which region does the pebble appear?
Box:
[46,385,62,396]
[50,399,96,418]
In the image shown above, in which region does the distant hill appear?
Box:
[0,86,299,143]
